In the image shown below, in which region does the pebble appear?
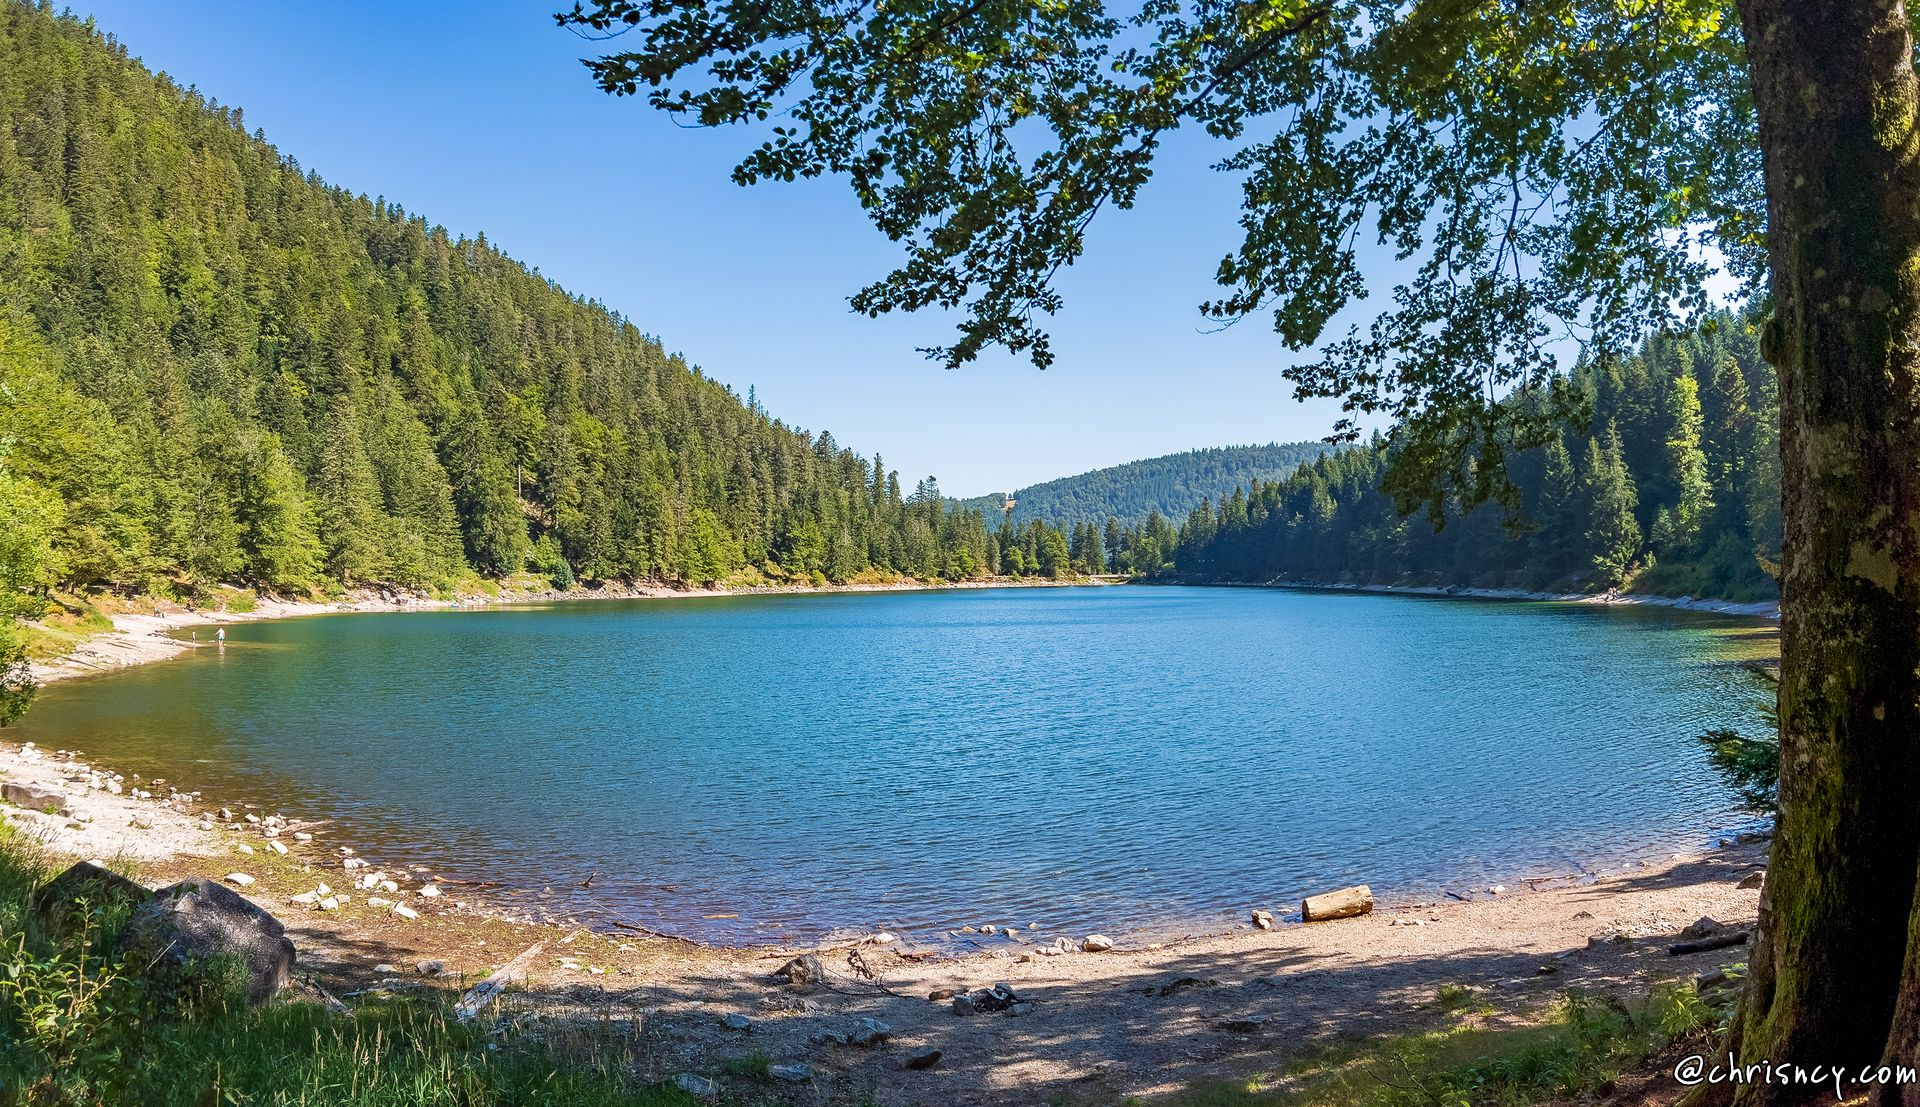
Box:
[1488,884,1506,895]
[846,1017,892,1047]
[417,884,442,898]
[1080,934,1114,953]
[268,840,289,855]
[672,1073,719,1098]
[224,872,256,887]
[317,897,340,911]
[236,844,255,856]
[1250,909,1275,930]
[391,904,419,920]
[1737,870,1765,890]
[721,1013,752,1031]
[767,1062,812,1083]
[416,960,446,976]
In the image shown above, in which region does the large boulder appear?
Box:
[30,860,152,943]
[1,782,71,817]
[123,878,295,1004]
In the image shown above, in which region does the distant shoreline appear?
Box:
[26,575,1123,687]
[1178,577,1781,620]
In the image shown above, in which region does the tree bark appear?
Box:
[1708,3,1920,1104]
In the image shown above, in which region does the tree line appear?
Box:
[1095,315,1781,602]
[952,442,1329,530]
[0,5,1097,607]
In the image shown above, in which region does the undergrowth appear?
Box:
[1163,985,1718,1107]
[0,825,700,1106]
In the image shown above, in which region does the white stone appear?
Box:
[224,872,256,887]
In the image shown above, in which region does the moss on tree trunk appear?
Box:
[1704,3,1920,1103]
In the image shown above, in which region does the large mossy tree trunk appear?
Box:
[1710,2,1920,1103]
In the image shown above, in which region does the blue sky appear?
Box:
[76,0,1369,497]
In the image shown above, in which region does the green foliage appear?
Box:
[0,2,1074,623]
[1169,988,1704,1107]
[1698,664,1780,814]
[953,444,1330,530]
[564,0,1757,520]
[0,829,691,1106]
[1133,317,1779,600]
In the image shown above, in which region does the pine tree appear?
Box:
[1584,424,1642,588]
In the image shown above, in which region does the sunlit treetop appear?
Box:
[559,0,1757,515]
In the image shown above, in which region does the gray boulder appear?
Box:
[2,782,71,817]
[123,878,295,1004]
[30,860,151,942]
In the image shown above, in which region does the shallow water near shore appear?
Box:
[17,585,1773,944]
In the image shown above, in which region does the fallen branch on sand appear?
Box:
[455,930,581,1021]
[1668,931,1750,956]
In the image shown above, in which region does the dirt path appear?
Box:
[1,738,1760,1105]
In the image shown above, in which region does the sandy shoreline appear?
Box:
[25,575,1112,687]
[1206,578,1781,620]
[0,734,1767,1104]
[28,572,1773,688]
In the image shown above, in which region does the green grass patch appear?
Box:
[19,603,114,661]
[0,825,701,1106]
[1163,987,1713,1107]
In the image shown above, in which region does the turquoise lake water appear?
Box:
[15,585,1773,943]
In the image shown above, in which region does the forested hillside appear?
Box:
[954,443,1327,529]
[0,2,1054,612]
[1101,316,1781,601]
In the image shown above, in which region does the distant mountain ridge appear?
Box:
[957,443,1331,529]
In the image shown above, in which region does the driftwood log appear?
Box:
[1668,931,1751,956]
[1302,884,1374,922]
[454,930,580,1021]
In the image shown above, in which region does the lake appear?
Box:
[15,585,1773,944]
